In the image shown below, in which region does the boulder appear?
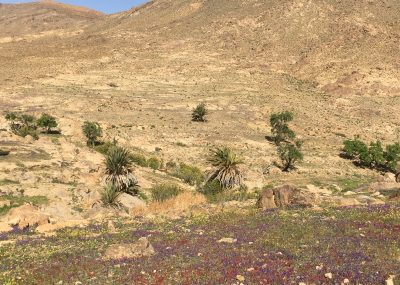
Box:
[4,204,50,230]
[118,193,146,211]
[104,237,155,260]
[257,185,317,210]
[257,188,277,210]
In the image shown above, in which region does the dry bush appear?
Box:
[131,191,207,217]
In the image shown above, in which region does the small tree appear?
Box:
[37,113,58,133]
[270,111,295,145]
[384,143,400,172]
[343,138,368,159]
[206,146,243,189]
[278,140,303,172]
[105,146,139,195]
[192,103,208,122]
[82,121,102,147]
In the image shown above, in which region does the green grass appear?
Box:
[0,195,49,216]
[0,179,19,186]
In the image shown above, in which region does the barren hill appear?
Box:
[0,0,103,38]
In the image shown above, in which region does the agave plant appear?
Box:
[105,146,139,195]
[206,146,243,189]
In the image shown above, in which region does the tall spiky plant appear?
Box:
[206,146,243,189]
[105,146,139,195]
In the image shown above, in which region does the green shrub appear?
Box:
[150,183,183,202]
[82,121,102,147]
[148,157,161,170]
[384,143,400,172]
[37,113,58,133]
[342,138,400,173]
[192,102,208,122]
[173,163,204,186]
[130,153,148,167]
[269,111,295,145]
[94,141,116,155]
[278,140,304,171]
[5,112,39,139]
[101,184,121,207]
[199,180,223,196]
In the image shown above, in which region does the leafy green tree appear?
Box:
[82,121,102,147]
[37,113,58,133]
[343,138,368,159]
[105,146,139,195]
[269,111,295,145]
[384,143,400,172]
[192,103,208,122]
[206,146,243,189]
[278,140,304,172]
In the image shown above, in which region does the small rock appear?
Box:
[385,275,396,285]
[325,272,333,279]
[218,237,237,244]
[0,222,12,233]
[236,275,245,282]
[0,200,11,208]
[104,237,155,260]
[343,278,350,284]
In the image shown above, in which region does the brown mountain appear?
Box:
[0,0,103,38]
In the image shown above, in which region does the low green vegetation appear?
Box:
[269,111,295,145]
[150,183,183,202]
[5,112,60,139]
[343,137,400,173]
[172,162,204,186]
[192,102,208,122]
[37,113,58,134]
[0,195,48,216]
[101,183,121,207]
[82,121,102,147]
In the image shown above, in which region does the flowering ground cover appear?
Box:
[0,205,399,285]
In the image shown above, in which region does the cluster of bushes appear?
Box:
[5,112,59,140]
[269,111,303,171]
[171,162,204,186]
[342,138,400,173]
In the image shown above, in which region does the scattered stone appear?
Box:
[107,220,117,233]
[335,197,361,207]
[257,188,277,209]
[0,200,11,208]
[0,222,12,233]
[217,237,237,244]
[343,191,356,196]
[325,272,333,279]
[104,237,155,260]
[385,275,396,285]
[343,278,350,284]
[236,275,245,282]
[4,204,50,230]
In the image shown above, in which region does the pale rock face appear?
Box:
[3,204,50,230]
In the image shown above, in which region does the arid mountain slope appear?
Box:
[0,1,103,38]
[0,0,399,193]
